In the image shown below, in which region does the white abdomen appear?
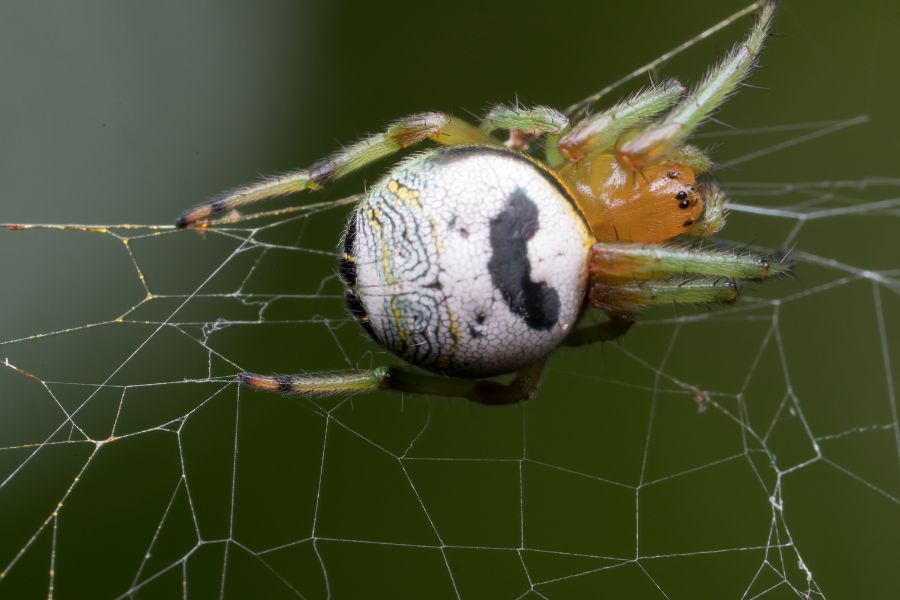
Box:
[342,146,592,377]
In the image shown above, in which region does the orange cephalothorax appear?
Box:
[558,154,703,243]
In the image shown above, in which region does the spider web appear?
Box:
[1,112,898,599]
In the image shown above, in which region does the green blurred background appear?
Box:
[1,0,898,598]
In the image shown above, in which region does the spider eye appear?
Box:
[676,190,690,208]
[667,170,679,179]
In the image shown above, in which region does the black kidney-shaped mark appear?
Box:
[488,189,560,330]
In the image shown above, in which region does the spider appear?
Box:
[177,1,787,405]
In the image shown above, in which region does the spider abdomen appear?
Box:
[342,146,593,377]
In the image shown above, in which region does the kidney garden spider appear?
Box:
[177,1,787,405]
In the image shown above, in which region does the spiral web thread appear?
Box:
[0,113,898,599]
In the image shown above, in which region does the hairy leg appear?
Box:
[688,182,728,237]
[480,104,568,137]
[616,0,777,171]
[478,104,569,152]
[240,360,546,405]
[553,80,685,165]
[590,277,740,313]
[564,1,767,121]
[589,241,790,281]
[177,112,498,227]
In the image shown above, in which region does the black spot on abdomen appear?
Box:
[488,189,560,330]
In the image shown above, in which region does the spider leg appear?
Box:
[616,0,777,171]
[552,80,685,165]
[478,104,569,152]
[240,360,545,405]
[590,276,740,313]
[563,313,635,347]
[589,241,790,281]
[588,238,791,313]
[687,181,727,237]
[668,145,713,174]
[480,105,568,137]
[564,1,766,120]
[176,112,499,227]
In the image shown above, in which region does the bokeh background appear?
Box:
[1,0,898,598]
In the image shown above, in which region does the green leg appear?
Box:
[479,104,568,144]
[668,145,713,174]
[177,112,499,227]
[478,104,569,152]
[551,80,685,165]
[589,242,790,281]
[688,182,727,237]
[563,1,767,121]
[616,1,777,171]
[590,277,741,313]
[240,360,546,405]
